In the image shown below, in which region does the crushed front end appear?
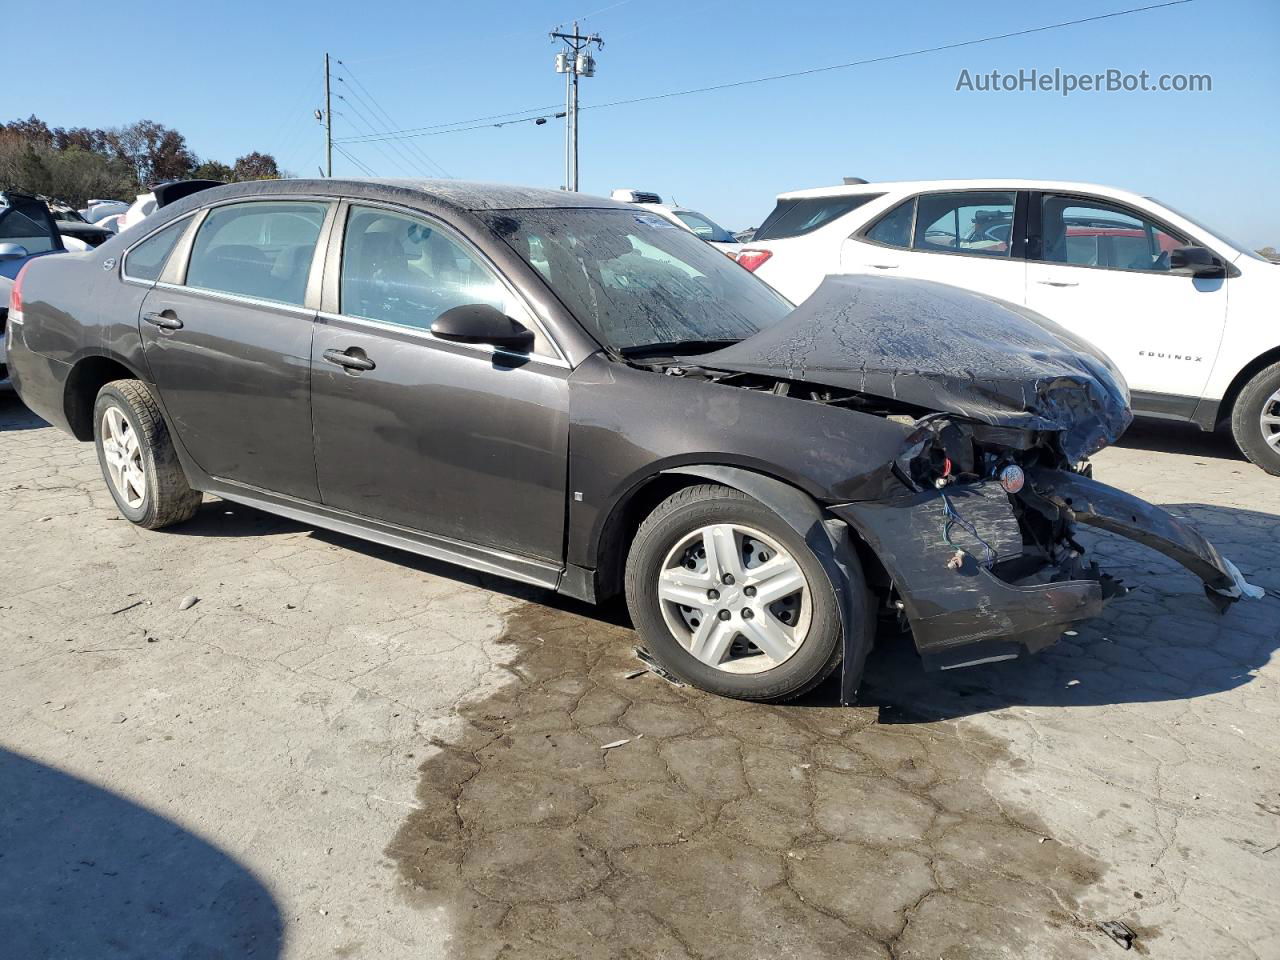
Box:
[834,417,1262,670]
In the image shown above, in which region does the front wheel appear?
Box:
[93,379,202,529]
[1230,361,1280,476]
[624,484,850,701]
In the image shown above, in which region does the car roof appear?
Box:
[186,177,634,214]
[775,179,1155,205]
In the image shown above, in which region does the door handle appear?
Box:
[869,264,899,270]
[1036,280,1079,288]
[143,311,183,330]
[322,348,376,372]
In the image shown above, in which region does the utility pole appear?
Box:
[323,52,333,178]
[551,22,602,191]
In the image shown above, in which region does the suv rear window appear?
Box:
[752,194,881,241]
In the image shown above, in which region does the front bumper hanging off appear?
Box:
[835,468,1261,672]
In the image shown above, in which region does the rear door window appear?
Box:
[753,194,882,241]
[185,201,328,305]
[912,191,1015,257]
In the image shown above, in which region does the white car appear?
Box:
[736,179,1280,474]
[610,189,742,255]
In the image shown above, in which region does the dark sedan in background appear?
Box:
[3,178,1261,701]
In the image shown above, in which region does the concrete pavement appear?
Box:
[1,395,1277,959]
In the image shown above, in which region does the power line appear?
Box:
[333,143,377,177]
[582,0,1196,114]
[335,60,454,177]
[335,102,564,143]
[552,0,633,32]
[335,93,421,177]
[338,0,1195,145]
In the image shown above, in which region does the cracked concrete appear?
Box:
[1,397,1277,959]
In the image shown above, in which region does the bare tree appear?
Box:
[106,120,196,187]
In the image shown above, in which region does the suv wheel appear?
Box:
[624,484,850,701]
[1230,361,1280,476]
[93,380,202,529]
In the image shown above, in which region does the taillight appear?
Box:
[735,249,772,272]
[9,261,28,320]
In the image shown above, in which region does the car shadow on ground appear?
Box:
[0,747,282,958]
[1118,415,1247,461]
[0,393,47,431]
[172,491,1279,725]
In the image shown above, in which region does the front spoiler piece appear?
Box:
[835,469,1258,670]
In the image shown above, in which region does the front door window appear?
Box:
[1037,195,1186,272]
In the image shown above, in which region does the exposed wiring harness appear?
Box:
[941,491,998,568]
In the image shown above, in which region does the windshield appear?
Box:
[484,207,793,353]
[672,209,736,243]
[1149,197,1267,262]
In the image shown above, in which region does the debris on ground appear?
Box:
[623,668,647,679]
[600,739,631,751]
[633,646,685,687]
[1097,919,1137,950]
[111,600,145,615]
[178,595,199,611]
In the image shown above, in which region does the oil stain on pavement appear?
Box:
[387,601,1110,960]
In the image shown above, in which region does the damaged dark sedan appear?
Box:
[4,179,1261,701]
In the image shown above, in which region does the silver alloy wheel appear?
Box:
[1261,388,1280,452]
[657,522,813,675]
[101,406,147,509]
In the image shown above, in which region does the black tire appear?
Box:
[93,379,202,529]
[1230,361,1280,477]
[624,483,855,702]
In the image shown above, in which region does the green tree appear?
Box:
[231,151,280,181]
[192,159,233,182]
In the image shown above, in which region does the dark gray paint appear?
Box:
[137,285,321,501]
[310,314,570,560]
[5,178,1252,682]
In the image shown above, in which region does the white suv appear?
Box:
[737,179,1280,474]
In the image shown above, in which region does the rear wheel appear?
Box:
[93,379,202,529]
[1230,362,1280,476]
[624,484,849,701]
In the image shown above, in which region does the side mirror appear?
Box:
[1169,245,1226,278]
[0,243,30,262]
[431,303,535,351]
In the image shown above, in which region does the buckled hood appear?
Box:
[698,274,1133,462]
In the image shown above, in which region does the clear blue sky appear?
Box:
[11,0,1280,246]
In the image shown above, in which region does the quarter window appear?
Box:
[864,197,915,248]
[1038,195,1186,272]
[124,218,190,282]
[340,206,532,338]
[913,191,1015,257]
[185,201,328,306]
